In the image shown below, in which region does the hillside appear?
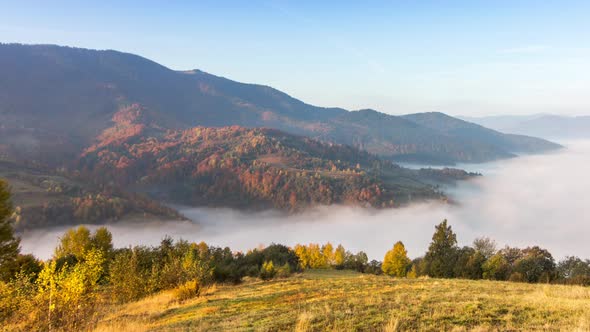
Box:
[0,43,559,165]
[94,270,590,331]
[0,160,184,230]
[403,112,562,154]
[75,105,470,210]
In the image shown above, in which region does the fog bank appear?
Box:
[20,141,590,261]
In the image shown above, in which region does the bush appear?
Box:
[508,272,525,283]
[35,249,105,331]
[407,265,418,279]
[109,248,148,303]
[174,280,201,301]
[365,260,382,275]
[260,261,276,280]
[0,273,37,324]
[276,263,291,278]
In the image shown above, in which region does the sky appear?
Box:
[2,1,589,116]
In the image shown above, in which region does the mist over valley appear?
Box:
[20,140,589,261]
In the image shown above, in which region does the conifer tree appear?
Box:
[0,179,20,281]
[423,220,459,278]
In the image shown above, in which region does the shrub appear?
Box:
[407,265,418,279]
[276,263,291,278]
[260,261,276,280]
[174,280,200,301]
[508,272,525,283]
[36,249,105,330]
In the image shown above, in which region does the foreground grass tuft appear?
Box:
[94,270,590,331]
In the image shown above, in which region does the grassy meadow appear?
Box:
[94,270,590,332]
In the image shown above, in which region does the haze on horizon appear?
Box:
[2,0,589,117]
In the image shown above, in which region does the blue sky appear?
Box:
[2,1,589,116]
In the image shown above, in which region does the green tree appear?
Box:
[454,247,485,279]
[382,241,411,277]
[482,253,510,280]
[54,226,114,261]
[54,226,92,259]
[91,227,113,257]
[345,251,368,272]
[557,256,590,285]
[513,246,555,283]
[109,248,148,303]
[0,179,20,281]
[423,220,459,278]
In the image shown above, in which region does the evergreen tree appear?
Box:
[382,241,411,277]
[423,220,459,278]
[0,179,20,281]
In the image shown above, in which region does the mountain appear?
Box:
[403,112,562,154]
[0,43,559,165]
[461,114,590,140]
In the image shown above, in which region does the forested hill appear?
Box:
[76,105,472,211]
[403,112,561,153]
[0,43,560,165]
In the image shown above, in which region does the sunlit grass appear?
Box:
[94,270,590,331]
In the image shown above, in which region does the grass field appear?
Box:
[94,270,590,331]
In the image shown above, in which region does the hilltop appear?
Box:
[94,270,590,331]
[76,105,471,211]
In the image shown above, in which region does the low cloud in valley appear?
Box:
[20,140,590,261]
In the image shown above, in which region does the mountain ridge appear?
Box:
[0,43,560,166]
[461,114,590,140]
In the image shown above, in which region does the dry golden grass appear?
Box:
[93,270,590,331]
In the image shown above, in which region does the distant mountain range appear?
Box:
[0,43,560,166]
[460,114,590,140]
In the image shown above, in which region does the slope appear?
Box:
[0,160,184,230]
[462,114,590,140]
[94,270,590,331]
[76,106,469,210]
[403,112,561,154]
[0,43,559,165]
